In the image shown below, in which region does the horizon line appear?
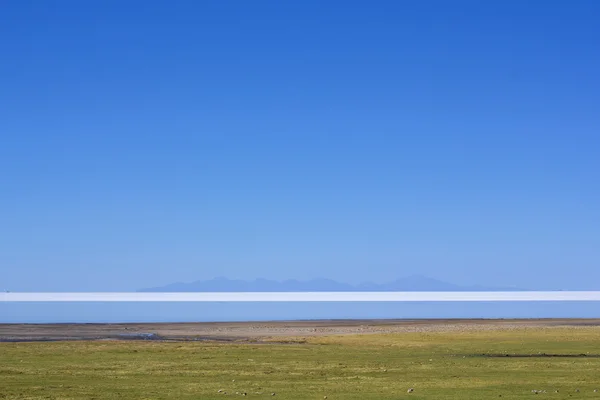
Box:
[3,291,600,302]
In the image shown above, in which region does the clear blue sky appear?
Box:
[1,0,598,291]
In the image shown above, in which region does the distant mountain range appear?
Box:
[139,275,524,292]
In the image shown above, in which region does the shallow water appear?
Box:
[1,301,599,323]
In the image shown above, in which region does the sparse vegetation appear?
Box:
[2,327,600,399]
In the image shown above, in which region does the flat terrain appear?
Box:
[2,318,600,342]
[2,320,600,399]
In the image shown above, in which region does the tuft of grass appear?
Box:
[2,327,600,399]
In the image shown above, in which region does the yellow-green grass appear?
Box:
[2,327,600,399]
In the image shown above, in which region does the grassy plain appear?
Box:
[2,327,600,399]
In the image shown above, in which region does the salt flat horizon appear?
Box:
[3,291,600,302]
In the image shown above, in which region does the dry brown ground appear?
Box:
[2,318,600,342]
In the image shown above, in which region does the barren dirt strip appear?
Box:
[2,319,600,342]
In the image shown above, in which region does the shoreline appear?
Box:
[2,318,600,343]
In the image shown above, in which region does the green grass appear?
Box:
[2,327,600,399]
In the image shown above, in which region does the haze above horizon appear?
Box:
[1,0,599,293]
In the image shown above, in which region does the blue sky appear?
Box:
[1,0,599,291]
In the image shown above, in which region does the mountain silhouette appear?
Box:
[139,275,523,292]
